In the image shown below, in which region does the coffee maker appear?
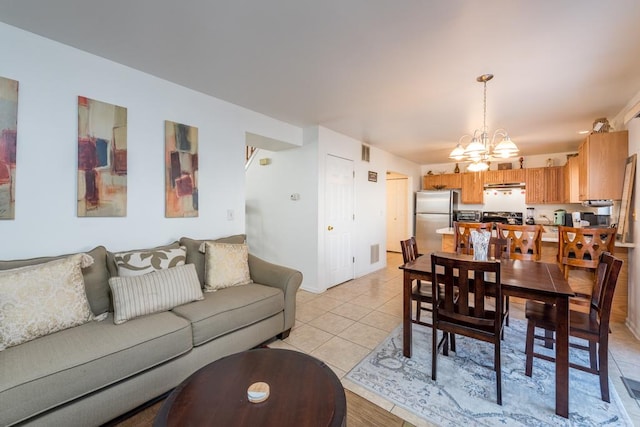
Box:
[525,207,535,225]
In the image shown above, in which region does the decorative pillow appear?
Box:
[113,246,187,277]
[109,263,204,324]
[0,254,95,351]
[200,242,253,292]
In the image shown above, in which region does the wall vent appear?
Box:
[370,244,380,264]
[361,144,370,162]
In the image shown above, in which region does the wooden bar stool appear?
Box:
[557,226,617,279]
[495,224,543,261]
[453,221,493,255]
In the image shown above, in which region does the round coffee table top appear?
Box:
[154,348,346,427]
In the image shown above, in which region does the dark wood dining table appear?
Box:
[400,251,575,418]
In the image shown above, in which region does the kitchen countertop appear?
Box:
[435,227,635,248]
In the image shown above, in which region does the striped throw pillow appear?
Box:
[108,263,203,324]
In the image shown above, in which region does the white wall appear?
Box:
[246,125,421,293]
[0,22,302,259]
[245,134,319,289]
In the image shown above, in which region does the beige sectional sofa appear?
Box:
[0,235,302,426]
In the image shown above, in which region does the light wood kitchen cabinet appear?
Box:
[564,155,580,203]
[422,173,461,190]
[578,130,628,200]
[460,172,484,204]
[484,168,525,184]
[525,166,564,204]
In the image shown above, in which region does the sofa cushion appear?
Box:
[0,246,111,316]
[179,235,246,287]
[0,311,192,426]
[0,254,95,350]
[106,241,181,277]
[201,241,253,291]
[171,283,283,346]
[109,263,204,324]
[112,245,187,277]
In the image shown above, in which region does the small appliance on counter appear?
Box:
[525,207,535,225]
[454,210,482,222]
[553,209,566,226]
[482,211,523,225]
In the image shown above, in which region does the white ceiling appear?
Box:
[1,0,640,165]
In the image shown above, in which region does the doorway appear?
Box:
[386,172,410,253]
[324,154,355,288]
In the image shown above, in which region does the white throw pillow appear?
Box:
[0,254,95,351]
[201,241,253,292]
[109,263,204,324]
[113,246,187,277]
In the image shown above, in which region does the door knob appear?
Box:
[327,225,334,231]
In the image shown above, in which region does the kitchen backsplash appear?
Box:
[458,189,618,226]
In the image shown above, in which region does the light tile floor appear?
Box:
[268,252,640,426]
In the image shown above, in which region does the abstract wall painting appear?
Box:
[77,96,127,217]
[165,120,198,218]
[0,76,18,220]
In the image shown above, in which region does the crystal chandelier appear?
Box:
[449,74,519,172]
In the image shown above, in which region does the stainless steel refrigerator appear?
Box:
[415,190,458,255]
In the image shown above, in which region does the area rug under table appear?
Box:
[346,318,632,426]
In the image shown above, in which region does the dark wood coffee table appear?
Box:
[154,348,346,427]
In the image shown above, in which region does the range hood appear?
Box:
[484,182,526,190]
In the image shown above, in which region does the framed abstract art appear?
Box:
[0,76,18,220]
[165,120,198,217]
[77,96,127,217]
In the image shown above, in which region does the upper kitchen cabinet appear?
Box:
[461,172,484,204]
[564,155,580,203]
[578,131,628,200]
[484,169,525,184]
[423,173,461,190]
[525,166,564,204]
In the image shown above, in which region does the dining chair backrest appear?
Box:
[489,237,511,260]
[431,253,502,334]
[453,221,493,255]
[495,224,543,261]
[557,226,617,278]
[400,237,420,263]
[590,252,623,331]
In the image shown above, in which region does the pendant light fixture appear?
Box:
[449,74,519,171]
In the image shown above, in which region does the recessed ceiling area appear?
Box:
[1,0,639,165]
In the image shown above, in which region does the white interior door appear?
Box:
[386,177,409,252]
[324,154,354,288]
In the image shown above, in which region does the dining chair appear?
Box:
[400,237,433,327]
[557,225,618,310]
[453,221,493,255]
[524,252,623,402]
[489,236,511,260]
[495,224,543,261]
[431,252,505,405]
[453,227,510,329]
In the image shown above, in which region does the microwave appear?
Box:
[454,210,482,222]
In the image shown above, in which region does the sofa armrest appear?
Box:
[248,254,302,332]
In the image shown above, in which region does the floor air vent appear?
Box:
[370,244,380,264]
[622,377,640,399]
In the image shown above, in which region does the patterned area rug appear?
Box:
[346,318,632,426]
